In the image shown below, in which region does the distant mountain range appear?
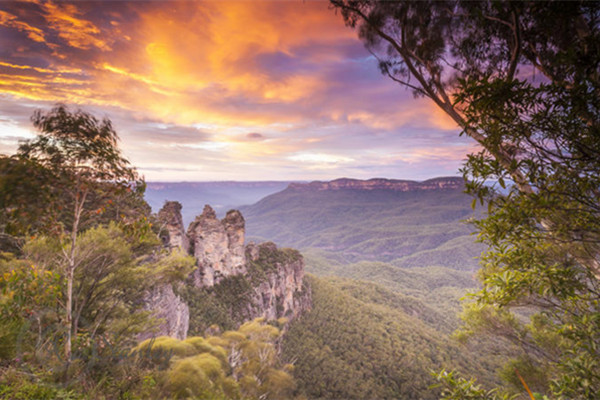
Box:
[145,181,293,225]
[241,176,483,269]
[144,177,483,269]
[287,176,464,192]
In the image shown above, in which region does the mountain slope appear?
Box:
[242,177,484,269]
[301,249,477,314]
[282,276,508,400]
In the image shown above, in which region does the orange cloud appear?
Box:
[0,9,45,42]
[0,1,475,181]
[99,63,175,96]
[39,1,112,51]
[0,1,359,127]
[0,61,79,74]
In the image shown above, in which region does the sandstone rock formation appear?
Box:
[157,201,189,253]
[141,201,190,340]
[246,242,311,321]
[187,205,247,287]
[139,283,189,341]
[143,202,311,340]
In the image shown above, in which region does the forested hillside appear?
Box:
[235,180,519,397]
[242,178,484,268]
[282,276,510,400]
[302,252,477,318]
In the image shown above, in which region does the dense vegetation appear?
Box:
[282,276,512,400]
[240,183,522,397]
[243,185,483,268]
[303,252,475,322]
[132,318,296,400]
[1,312,294,400]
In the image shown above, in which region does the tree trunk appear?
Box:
[64,187,87,373]
[65,260,73,363]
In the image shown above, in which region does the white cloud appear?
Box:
[288,152,354,164]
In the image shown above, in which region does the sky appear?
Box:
[0,0,478,182]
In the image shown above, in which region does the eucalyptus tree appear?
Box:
[15,104,145,364]
[330,1,600,396]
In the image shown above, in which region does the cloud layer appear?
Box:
[0,0,475,181]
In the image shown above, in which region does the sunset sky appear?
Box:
[0,0,477,181]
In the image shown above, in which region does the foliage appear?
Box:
[458,9,600,398]
[148,248,196,285]
[22,224,158,349]
[331,1,600,397]
[183,274,257,335]
[433,370,516,400]
[0,260,62,361]
[134,318,296,400]
[0,224,195,397]
[0,367,83,400]
[282,275,511,400]
[1,104,152,365]
[1,104,148,241]
[0,156,56,241]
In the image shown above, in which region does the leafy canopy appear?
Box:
[331,0,600,397]
[21,104,137,184]
[1,104,147,239]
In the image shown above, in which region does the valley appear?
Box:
[144,177,513,399]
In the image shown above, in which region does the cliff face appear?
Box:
[144,201,311,340]
[141,201,191,340]
[287,177,464,192]
[140,284,189,341]
[246,242,311,322]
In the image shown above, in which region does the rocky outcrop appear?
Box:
[246,242,311,321]
[187,205,247,287]
[184,208,311,323]
[140,283,189,340]
[143,202,311,340]
[158,201,189,253]
[287,177,464,192]
[141,201,191,340]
